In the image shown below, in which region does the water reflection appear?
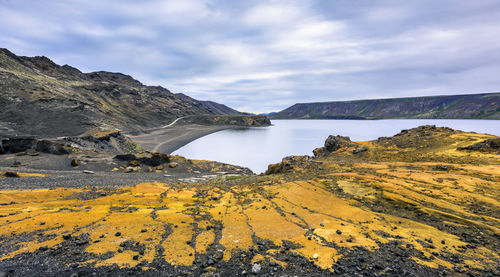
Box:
[173,119,500,173]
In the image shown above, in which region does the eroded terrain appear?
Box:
[0,126,499,276]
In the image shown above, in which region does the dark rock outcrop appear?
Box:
[313,135,352,157]
[178,114,271,127]
[325,135,351,152]
[0,138,70,155]
[458,138,500,153]
[377,125,456,148]
[64,129,140,154]
[114,152,170,167]
[265,156,315,174]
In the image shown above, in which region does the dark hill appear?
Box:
[271,93,500,120]
[0,48,243,137]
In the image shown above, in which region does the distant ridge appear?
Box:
[270,92,500,120]
[0,48,242,137]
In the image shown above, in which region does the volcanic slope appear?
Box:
[271,92,500,119]
[0,48,241,137]
[0,126,499,276]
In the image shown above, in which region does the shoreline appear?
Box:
[129,124,238,154]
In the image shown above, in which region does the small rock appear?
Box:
[206,258,215,265]
[214,249,224,260]
[320,223,325,227]
[251,263,261,274]
[71,159,79,167]
[4,171,20,178]
[336,230,342,235]
[141,229,147,233]
[353,147,368,154]
[125,167,134,173]
[128,160,139,166]
[62,234,72,240]
[40,221,46,225]
[313,253,319,259]
[39,246,48,251]
[163,174,171,177]
[115,232,121,237]
[204,266,217,273]
[83,170,95,174]
[441,240,446,244]
[168,162,179,168]
[133,255,139,260]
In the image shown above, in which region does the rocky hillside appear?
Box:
[271,92,500,119]
[0,48,243,137]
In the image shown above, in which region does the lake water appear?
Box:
[173,119,500,173]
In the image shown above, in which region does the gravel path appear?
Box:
[0,166,233,190]
[129,124,233,153]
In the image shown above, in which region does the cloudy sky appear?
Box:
[1,0,500,113]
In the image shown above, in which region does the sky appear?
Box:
[1,0,500,113]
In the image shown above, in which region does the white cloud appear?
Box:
[1,0,499,113]
[243,1,304,27]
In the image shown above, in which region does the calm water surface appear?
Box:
[173,119,500,173]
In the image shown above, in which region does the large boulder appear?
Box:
[325,135,351,152]
[313,135,351,157]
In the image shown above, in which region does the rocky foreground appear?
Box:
[0,126,499,276]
